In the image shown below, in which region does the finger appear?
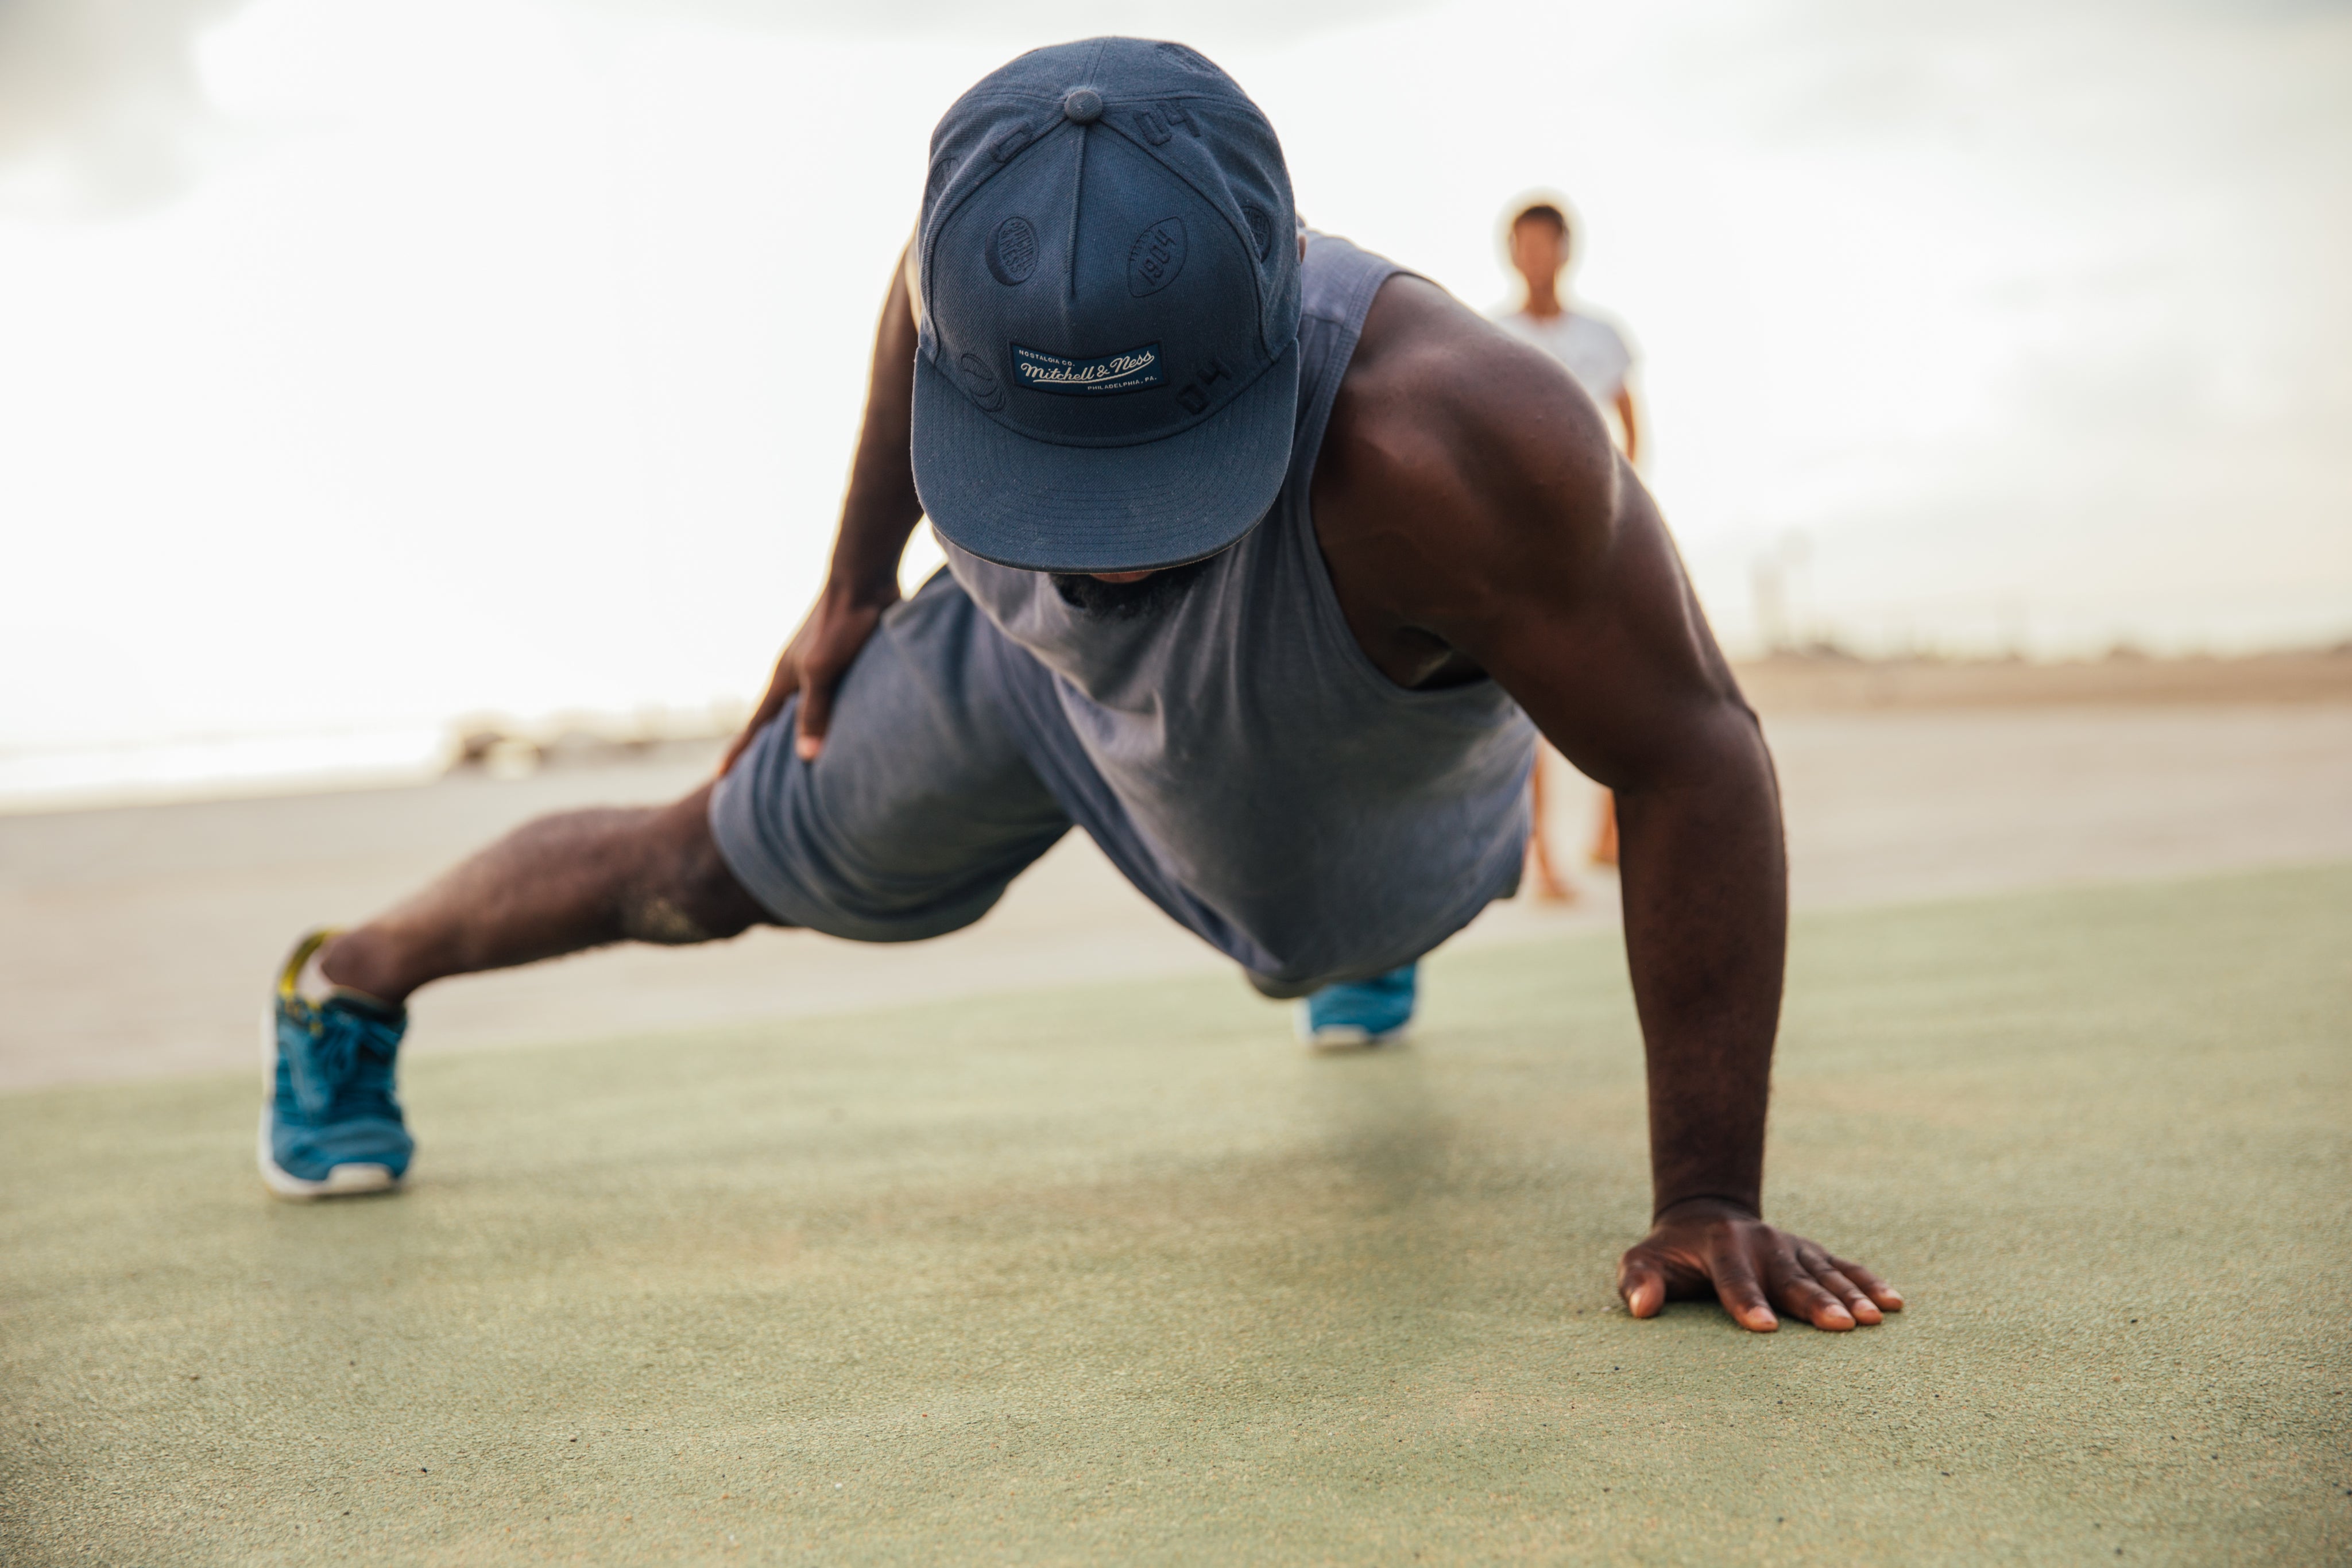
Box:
[1808,1264,1881,1325]
[1798,1246,1881,1326]
[1707,1242,1778,1333]
[1830,1255,1905,1313]
[794,680,832,761]
[1617,1253,1666,1319]
[1766,1250,1855,1331]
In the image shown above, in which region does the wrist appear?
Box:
[1651,1193,1760,1225]
[822,566,902,609]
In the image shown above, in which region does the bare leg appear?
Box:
[1589,788,1620,868]
[318,783,773,1006]
[1525,745,1575,903]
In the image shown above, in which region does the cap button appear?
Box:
[1062,87,1103,125]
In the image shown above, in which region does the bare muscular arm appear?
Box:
[1313,276,1902,1332]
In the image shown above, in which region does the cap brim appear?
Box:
[911,342,1299,575]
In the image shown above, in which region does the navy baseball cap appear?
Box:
[911,38,1302,574]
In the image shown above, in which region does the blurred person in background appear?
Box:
[1494,199,1641,458]
[256,39,1897,1339]
[1493,197,1642,890]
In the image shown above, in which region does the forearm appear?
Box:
[1614,708,1787,1217]
[826,253,926,601]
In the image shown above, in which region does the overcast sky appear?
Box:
[2,0,2346,762]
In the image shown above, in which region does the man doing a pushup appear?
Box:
[261,38,1901,1335]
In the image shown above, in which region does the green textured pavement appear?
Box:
[4,866,2349,1565]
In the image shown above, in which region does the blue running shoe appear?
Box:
[1295,963,1418,1050]
[259,929,413,1199]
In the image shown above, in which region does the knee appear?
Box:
[619,785,771,944]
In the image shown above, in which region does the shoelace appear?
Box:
[287,1004,392,1119]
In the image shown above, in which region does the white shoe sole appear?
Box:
[257,1004,403,1201]
[1293,1002,1411,1052]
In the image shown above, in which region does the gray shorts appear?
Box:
[709,570,1514,988]
[709,572,1071,946]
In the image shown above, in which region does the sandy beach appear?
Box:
[4,656,2347,1092]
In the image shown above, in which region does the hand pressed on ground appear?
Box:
[1618,1197,1904,1332]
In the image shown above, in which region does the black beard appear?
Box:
[1050,556,1215,621]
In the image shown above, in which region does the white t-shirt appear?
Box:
[1490,306,1635,406]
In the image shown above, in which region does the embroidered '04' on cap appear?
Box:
[911,37,1301,574]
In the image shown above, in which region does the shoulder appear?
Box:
[1316,275,1623,591]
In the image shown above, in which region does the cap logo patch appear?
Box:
[1012,342,1163,396]
[1126,218,1186,297]
[987,216,1039,285]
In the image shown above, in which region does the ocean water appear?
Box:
[0,727,452,816]
[2,0,2345,807]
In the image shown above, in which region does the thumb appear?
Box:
[1618,1253,1666,1319]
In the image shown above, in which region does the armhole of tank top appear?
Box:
[1288,252,1506,710]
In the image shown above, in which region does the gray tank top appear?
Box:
[945,234,1537,986]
